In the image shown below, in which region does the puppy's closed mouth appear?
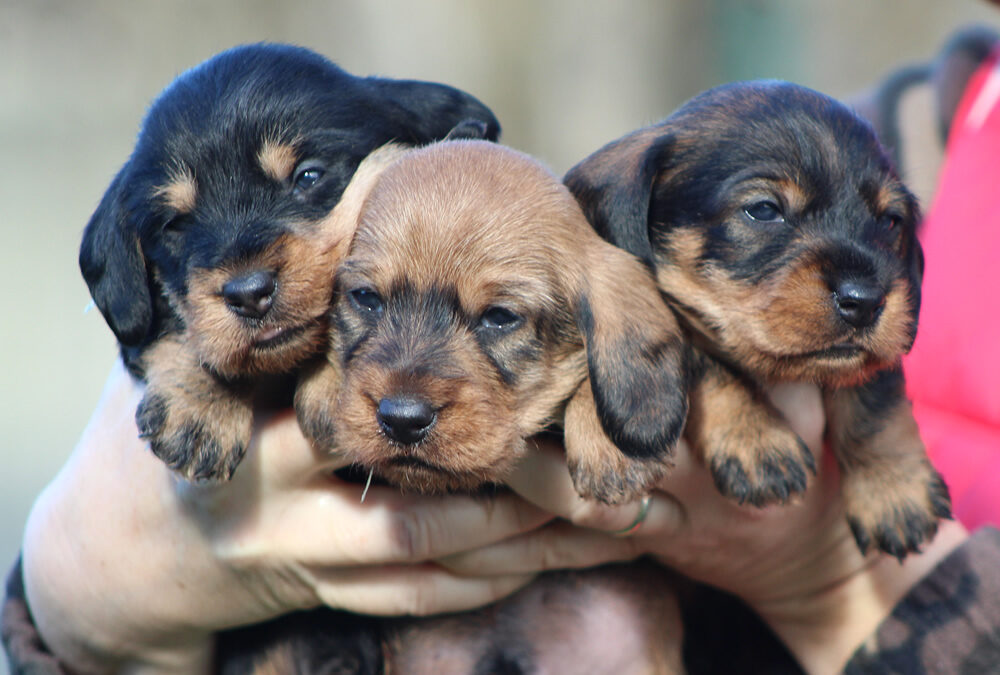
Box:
[253,323,310,350]
[802,343,863,360]
[386,454,446,472]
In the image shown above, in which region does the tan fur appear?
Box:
[137,334,254,480]
[257,139,299,182]
[299,140,683,498]
[686,358,812,503]
[564,380,674,503]
[180,234,335,377]
[655,209,917,386]
[153,167,197,214]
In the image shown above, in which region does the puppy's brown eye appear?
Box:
[743,200,784,223]
[480,306,521,330]
[879,213,902,231]
[294,166,325,191]
[349,288,383,313]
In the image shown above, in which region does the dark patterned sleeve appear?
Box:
[2,555,68,674]
[844,527,1000,674]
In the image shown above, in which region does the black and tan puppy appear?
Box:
[226,140,687,674]
[78,43,499,481]
[564,80,951,558]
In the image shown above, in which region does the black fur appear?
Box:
[78,43,499,480]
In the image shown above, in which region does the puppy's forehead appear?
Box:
[673,82,890,178]
[351,142,586,295]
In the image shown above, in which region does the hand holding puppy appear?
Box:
[21,361,553,673]
[441,382,968,674]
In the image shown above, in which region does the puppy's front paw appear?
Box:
[564,381,674,505]
[136,387,253,482]
[705,423,816,507]
[569,452,671,506]
[843,461,952,560]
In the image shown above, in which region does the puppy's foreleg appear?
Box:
[826,368,951,560]
[687,354,815,507]
[136,334,254,481]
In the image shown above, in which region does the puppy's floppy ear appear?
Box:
[368,78,501,143]
[79,167,154,349]
[443,118,494,141]
[563,130,673,270]
[574,240,688,461]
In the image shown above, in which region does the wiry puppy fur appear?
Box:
[564,80,951,558]
[78,43,499,481]
[229,140,687,674]
[297,140,687,500]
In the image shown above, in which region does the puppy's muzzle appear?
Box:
[831,278,885,328]
[223,269,277,319]
[377,394,438,445]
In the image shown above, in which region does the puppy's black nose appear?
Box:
[377,396,436,445]
[223,270,276,319]
[833,280,885,328]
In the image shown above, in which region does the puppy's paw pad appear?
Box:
[570,454,671,506]
[709,437,814,507]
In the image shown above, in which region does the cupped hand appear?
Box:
[20,360,556,674]
[439,383,968,674]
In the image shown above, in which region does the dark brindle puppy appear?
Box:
[225,140,687,673]
[564,80,951,558]
[78,43,499,481]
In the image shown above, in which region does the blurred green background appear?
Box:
[2,1,997,670]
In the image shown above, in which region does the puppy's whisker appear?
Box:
[360,467,374,503]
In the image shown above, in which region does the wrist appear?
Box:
[754,519,968,675]
[22,462,219,674]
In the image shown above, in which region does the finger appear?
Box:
[313,563,537,616]
[766,382,825,452]
[219,487,553,566]
[436,520,642,577]
[245,409,355,487]
[507,437,684,535]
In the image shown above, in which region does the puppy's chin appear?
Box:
[334,400,527,495]
[374,456,512,495]
[735,345,898,386]
[186,317,329,378]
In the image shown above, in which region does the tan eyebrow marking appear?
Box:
[258,139,299,182]
[153,167,197,214]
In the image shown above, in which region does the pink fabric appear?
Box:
[903,50,1000,531]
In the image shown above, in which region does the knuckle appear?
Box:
[399,577,438,616]
[386,508,434,562]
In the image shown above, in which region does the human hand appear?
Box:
[440,382,968,674]
[21,360,554,674]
